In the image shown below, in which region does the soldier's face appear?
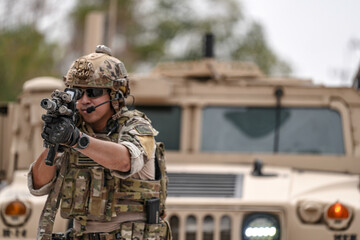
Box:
[76,88,114,131]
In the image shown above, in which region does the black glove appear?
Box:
[41,115,80,147]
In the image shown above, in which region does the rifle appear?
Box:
[40,88,80,166]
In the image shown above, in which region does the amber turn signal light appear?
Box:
[5,200,27,216]
[327,202,349,219]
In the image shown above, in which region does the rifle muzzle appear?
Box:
[41,98,57,112]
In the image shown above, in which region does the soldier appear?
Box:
[28,45,170,240]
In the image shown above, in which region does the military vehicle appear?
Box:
[130,59,360,240]
[1,58,360,240]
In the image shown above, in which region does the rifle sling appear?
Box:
[37,154,68,240]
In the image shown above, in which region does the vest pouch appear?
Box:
[60,168,77,218]
[113,178,161,215]
[71,169,91,215]
[88,167,109,220]
[118,221,170,240]
[143,221,168,240]
[132,222,146,240]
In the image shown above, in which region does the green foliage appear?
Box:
[0,25,59,101]
[69,0,291,75]
[232,22,292,75]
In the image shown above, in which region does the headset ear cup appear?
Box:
[116,91,124,101]
[117,78,129,98]
[110,91,125,112]
[126,78,130,97]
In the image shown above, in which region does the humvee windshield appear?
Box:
[202,106,344,155]
[135,105,344,155]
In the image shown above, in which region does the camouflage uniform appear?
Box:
[28,46,171,240]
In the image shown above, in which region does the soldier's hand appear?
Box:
[41,115,80,146]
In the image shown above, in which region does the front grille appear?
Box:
[167,173,243,198]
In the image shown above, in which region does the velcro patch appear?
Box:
[137,135,155,159]
[135,125,153,135]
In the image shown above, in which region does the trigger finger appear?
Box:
[44,125,53,134]
[42,114,54,123]
[41,132,49,141]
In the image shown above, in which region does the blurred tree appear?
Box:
[0,0,63,102]
[0,25,59,101]
[69,0,291,75]
[232,22,292,75]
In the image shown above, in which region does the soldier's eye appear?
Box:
[85,88,106,98]
[74,88,107,98]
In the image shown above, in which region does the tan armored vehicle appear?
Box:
[1,59,360,240]
[130,59,360,240]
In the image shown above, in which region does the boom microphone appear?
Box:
[86,106,96,113]
[86,100,112,113]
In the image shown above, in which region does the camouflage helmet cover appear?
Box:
[64,45,130,97]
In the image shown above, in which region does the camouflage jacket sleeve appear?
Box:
[111,115,158,179]
[27,155,62,196]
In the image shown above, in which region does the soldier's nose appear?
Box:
[78,93,91,104]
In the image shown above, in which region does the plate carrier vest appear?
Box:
[59,109,168,230]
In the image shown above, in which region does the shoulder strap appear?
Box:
[118,108,152,124]
[37,153,69,240]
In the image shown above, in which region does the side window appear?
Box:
[135,105,181,150]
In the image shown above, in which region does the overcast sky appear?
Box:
[242,0,360,86]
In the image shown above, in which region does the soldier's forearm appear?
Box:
[32,149,57,190]
[75,135,131,172]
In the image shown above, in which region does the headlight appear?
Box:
[1,199,31,227]
[242,213,280,240]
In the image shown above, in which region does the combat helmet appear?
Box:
[64,45,130,115]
